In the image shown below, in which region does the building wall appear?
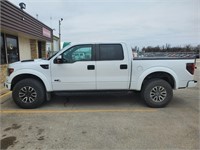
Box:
[0,1,53,85]
[0,0,53,42]
[30,39,38,59]
[53,39,59,51]
[0,64,8,84]
[30,40,46,59]
[19,36,31,60]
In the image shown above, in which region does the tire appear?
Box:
[141,79,173,108]
[12,78,46,109]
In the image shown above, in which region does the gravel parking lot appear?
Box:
[1,60,199,150]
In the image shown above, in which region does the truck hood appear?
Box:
[21,58,49,63]
[9,59,50,69]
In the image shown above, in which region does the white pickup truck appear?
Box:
[4,43,197,108]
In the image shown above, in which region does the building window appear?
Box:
[6,35,19,63]
[0,33,19,64]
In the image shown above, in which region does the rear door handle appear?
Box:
[87,65,95,70]
[120,64,128,69]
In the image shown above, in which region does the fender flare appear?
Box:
[10,69,53,91]
[136,67,179,90]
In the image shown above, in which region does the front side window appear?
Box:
[62,45,92,63]
[99,44,124,60]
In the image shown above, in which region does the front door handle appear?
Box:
[120,64,128,69]
[87,65,95,70]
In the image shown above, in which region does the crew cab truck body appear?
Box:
[4,42,197,108]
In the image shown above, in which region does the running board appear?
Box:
[53,90,133,97]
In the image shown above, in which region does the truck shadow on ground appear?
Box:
[44,92,145,108]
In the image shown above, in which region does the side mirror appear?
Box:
[54,55,63,64]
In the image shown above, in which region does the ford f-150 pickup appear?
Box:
[4,42,197,108]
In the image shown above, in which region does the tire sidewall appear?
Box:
[12,78,46,109]
[142,79,173,108]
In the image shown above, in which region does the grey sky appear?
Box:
[9,0,200,47]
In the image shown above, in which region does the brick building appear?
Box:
[0,0,53,84]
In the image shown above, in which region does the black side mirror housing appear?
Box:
[54,55,63,64]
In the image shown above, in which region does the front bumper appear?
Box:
[4,81,11,90]
[186,80,197,88]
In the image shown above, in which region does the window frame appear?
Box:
[0,33,20,64]
[6,34,20,64]
[54,44,95,64]
[1,33,6,64]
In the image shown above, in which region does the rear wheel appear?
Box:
[12,78,46,109]
[141,79,173,108]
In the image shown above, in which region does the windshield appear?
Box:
[47,43,72,60]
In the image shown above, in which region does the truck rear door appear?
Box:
[96,43,130,90]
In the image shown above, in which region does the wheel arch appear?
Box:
[11,74,51,91]
[136,67,178,91]
[141,72,175,90]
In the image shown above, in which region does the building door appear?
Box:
[38,41,42,58]
[6,35,19,64]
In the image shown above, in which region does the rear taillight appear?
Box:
[186,63,195,75]
[7,68,14,76]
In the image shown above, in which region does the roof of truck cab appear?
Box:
[69,42,126,45]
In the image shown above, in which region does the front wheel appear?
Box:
[12,78,46,109]
[141,79,173,108]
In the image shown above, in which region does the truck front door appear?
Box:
[51,44,96,91]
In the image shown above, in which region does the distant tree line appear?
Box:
[132,44,200,53]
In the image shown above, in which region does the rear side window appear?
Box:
[99,44,124,60]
